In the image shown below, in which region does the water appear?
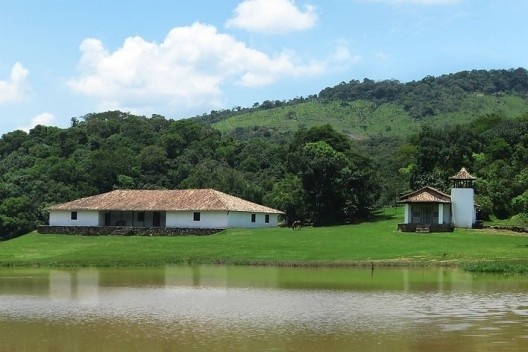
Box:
[1,266,528,351]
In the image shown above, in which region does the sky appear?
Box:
[0,0,527,135]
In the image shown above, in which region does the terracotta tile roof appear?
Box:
[47,189,284,214]
[449,167,477,180]
[398,186,451,204]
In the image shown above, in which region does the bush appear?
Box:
[511,213,528,227]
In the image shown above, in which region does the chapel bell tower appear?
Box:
[450,167,477,228]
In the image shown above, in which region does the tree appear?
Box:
[284,125,379,224]
[512,191,528,215]
[296,141,353,225]
[179,159,263,203]
[138,145,168,174]
[0,196,38,238]
[264,174,304,224]
[82,147,135,193]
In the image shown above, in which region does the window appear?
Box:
[71,211,78,220]
[193,212,201,221]
[265,214,270,223]
[251,214,256,223]
[137,212,145,222]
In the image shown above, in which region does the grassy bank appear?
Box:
[1,210,528,270]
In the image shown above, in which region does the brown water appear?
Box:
[1,266,528,351]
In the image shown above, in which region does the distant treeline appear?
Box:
[192,95,318,125]
[318,68,528,118]
[192,68,528,127]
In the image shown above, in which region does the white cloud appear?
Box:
[0,62,30,104]
[68,23,326,116]
[331,46,362,64]
[226,0,317,34]
[19,112,56,132]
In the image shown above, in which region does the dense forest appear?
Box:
[193,68,528,128]
[318,68,528,118]
[1,68,527,238]
[0,114,379,236]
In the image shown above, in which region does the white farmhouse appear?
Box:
[46,189,284,230]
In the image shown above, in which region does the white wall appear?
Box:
[166,211,280,228]
[50,210,281,229]
[451,188,475,228]
[49,210,99,226]
[166,211,229,229]
[228,211,279,228]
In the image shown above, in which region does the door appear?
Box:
[104,212,111,226]
[153,212,161,227]
[421,206,433,224]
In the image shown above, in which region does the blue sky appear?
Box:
[0,0,527,134]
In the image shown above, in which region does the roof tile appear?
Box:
[449,167,477,180]
[398,186,451,204]
[48,189,284,214]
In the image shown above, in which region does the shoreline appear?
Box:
[2,224,528,273]
[0,258,524,273]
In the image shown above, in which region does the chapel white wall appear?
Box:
[451,188,475,228]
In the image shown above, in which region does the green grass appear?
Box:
[485,215,520,226]
[212,95,528,139]
[2,209,528,270]
[461,261,528,274]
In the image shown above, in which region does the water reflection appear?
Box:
[5,265,519,295]
[1,266,528,351]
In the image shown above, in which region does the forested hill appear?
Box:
[193,68,528,139]
[0,114,381,237]
[0,68,527,238]
[318,68,528,118]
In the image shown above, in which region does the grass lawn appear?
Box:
[1,209,528,270]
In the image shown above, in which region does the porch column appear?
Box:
[438,204,444,224]
[404,204,410,224]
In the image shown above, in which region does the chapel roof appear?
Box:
[449,167,477,180]
[47,189,285,214]
[398,186,452,204]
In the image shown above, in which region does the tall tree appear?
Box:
[285,125,379,225]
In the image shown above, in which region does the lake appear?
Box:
[1,265,528,351]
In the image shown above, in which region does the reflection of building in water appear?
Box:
[49,269,99,303]
[402,269,409,292]
[400,268,473,292]
[165,265,228,288]
[164,265,280,289]
[49,271,72,299]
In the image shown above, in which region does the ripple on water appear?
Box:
[439,323,474,332]
[512,306,528,316]
[2,287,528,338]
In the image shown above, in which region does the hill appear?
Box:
[192,68,528,139]
[0,68,527,238]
